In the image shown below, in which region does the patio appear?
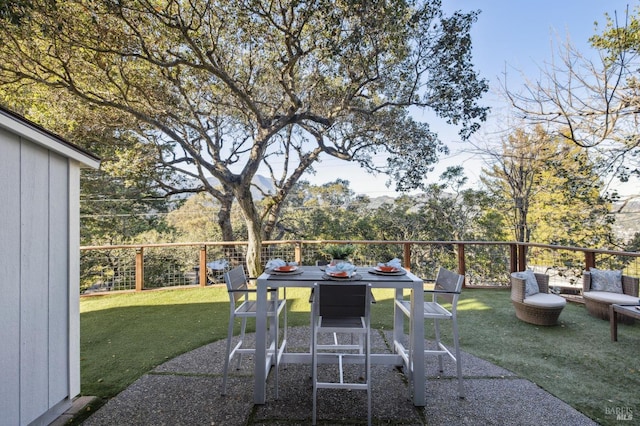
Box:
[69,327,596,425]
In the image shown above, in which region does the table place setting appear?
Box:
[265,258,304,275]
[323,261,361,281]
[369,258,406,275]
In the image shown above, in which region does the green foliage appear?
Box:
[322,244,356,260]
[418,166,500,241]
[624,232,640,252]
[590,6,640,61]
[278,173,500,246]
[0,0,32,25]
[0,0,488,275]
[165,193,223,242]
[482,125,615,250]
[80,169,176,246]
[277,180,369,240]
[528,143,612,248]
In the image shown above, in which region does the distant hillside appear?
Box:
[366,195,396,209]
[611,196,640,242]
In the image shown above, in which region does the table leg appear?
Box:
[410,282,425,406]
[254,282,268,404]
[393,288,404,355]
[610,305,618,342]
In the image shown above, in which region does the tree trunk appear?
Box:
[245,216,263,279]
[217,193,235,242]
[216,192,242,264]
[234,184,264,278]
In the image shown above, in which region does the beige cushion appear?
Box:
[523,293,566,308]
[583,291,639,305]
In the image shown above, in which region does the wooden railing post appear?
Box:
[517,244,527,272]
[457,243,466,286]
[509,243,518,273]
[403,243,411,271]
[135,247,144,292]
[585,250,596,271]
[199,245,207,287]
[294,242,302,264]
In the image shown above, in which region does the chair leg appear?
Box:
[366,329,372,426]
[221,313,235,395]
[237,317,247,369]
[280,291,287,372]
[452,316,464,398]
[282,289,288,348]
[358,333,367,379]
[273,310,279,400]
[433,318,445,372]
[312,318,318,426]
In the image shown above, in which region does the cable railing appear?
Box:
[79,240,640,294]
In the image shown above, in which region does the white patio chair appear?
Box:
[221,265,287,398]
[312,282,372,426]
[308,261,371,354]
[395,266,465,398]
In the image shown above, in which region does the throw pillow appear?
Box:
[514,269,539,297]
[590,268,623,293]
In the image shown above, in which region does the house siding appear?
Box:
[0,129,75,425]
[0,128,22,426]
[49,152,70,409]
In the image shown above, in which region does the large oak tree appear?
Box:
[0,0,488,275]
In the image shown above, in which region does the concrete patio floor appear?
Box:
[69,326,597,425]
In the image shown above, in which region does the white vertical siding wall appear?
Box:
[0,129,77,425]
[48,151,71,411]
[0,128,22,426]
[68,162,81,401]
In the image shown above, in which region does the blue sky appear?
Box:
[307,0,635,197]
[445,0,630,82]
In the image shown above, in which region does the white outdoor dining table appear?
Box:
[254,265,426,406]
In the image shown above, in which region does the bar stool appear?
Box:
[221,265,287,398]
[395,266,465,398]
[312,282,373,425]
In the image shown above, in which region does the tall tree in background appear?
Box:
[527,141,613,248]
[0,0,488,275]
[481,126,547,242]
[482,125,613,246]
[502,5,640,188]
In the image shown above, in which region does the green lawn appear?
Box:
[80,286,640,425]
